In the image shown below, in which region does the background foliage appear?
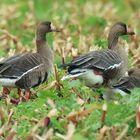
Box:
[0,0,140,139]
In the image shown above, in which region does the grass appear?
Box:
[0,0,140,139]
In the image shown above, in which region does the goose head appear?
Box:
[36,21,60,41]
[108,22,135,49]
[128,67,140,76]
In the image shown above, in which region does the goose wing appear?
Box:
[113,75,140,93]
[0,54,26,64]
[65,49,122,75]
[0,53,43,78]
[0,53,49,88]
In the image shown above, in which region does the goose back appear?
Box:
[113,68,140,93]
[0,53,50,89]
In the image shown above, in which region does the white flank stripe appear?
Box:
[0,78,17,87]
[18,64,43,80]
[107,62,122,70]
[0,64,43,87]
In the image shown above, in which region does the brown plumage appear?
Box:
[61,22,135,88]
[0,21,59,98]
[113,68,140,93]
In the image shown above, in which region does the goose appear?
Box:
[0,21,59,100]
[61,22,135,90]
[113,68,140,94]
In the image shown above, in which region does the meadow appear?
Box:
[0,0,140,139]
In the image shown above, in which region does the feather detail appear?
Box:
[61,73,84,81]
[0,78,17,87]
[112,88,128,96]
[62,69,104,87]
[17,64,43,80]
[61,68,87,80]
[106,62,122,70]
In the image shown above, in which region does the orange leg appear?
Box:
[1,87,23,105]
[2,87,11,98]
[55,82,64,97]
[10,98,20,105]
[25,90,31,101]
[3,87,11,94]
[17,88,23,98]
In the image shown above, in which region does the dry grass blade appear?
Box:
[7,109,14,125]
[37,80,56,91]
[97,126,109,140]
[0,0,139,139]
[34,134,44,140]
[128,35,140,68]
[6,131,16,140]
[110,126,117,140]
[27,117,51,139]
[0,124,10,137]
[100,104,107,128]
[6,122,17,140]
[66,107,98,124]
[27,118,45,138]
[54,64,60,84]
[115,124,129,140]
[71,88,84,99]
[27,100,57,139]
[0,107,5,125]
[136,60,140,68]
[56,122,75,140]
[54,64,63,96]
[136,106,140,134]
[43,116,50,127]
[124,114,136,123]
[0,29,17,42]
[42,128,53,140]
[61,47,65,65]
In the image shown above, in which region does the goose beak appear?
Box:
[127,27,135,35]
[50,23,61,32]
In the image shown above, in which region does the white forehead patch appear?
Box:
[50,23,56,30]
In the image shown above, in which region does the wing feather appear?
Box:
[113,75,140,93]
[0,53,43,78]
[66,49,122,74]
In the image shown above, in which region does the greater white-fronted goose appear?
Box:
[0,21,59,99]
[113,68,140,94]
[61,22,135,89]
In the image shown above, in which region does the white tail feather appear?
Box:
[113,89,127,96]
[0,78,17,87]
[61,68,87,81]
[61,73,84,81]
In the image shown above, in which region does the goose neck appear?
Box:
[108,32,119,50]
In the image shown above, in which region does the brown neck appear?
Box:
[36,39,53,59]
[35,25,54,72]
[108,31,128,73]
[36,30,48,54]
[36,39,46,53]
[108,32,119,50]
[36,28,47,41]
[36,27,53,58]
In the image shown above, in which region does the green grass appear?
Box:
[0,0,140,139]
